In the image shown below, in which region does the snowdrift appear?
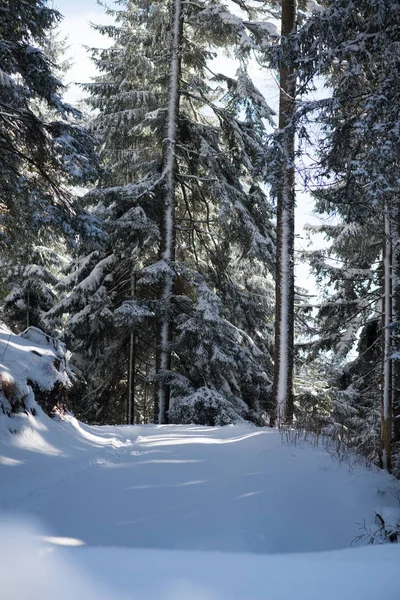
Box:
[1,519,400,600]
[0,324,72,421]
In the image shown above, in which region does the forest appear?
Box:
[1,0,400,478]
[2,2,400,598]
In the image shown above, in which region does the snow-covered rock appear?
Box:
[0,324,73,421]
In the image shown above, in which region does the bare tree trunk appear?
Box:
[127,332,135,424]
[272,0,297,426]
[144,365,148,424]
[26,292,30,329]
[155,0,183,424]
[127,272,137,425]
[380,205,393,471]
[392,210,400,458]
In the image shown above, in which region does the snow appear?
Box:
[169,387,245,425]
[1,409,400,598]
[0,325,71,397]
[75,253,115,293]
[138,260,175,285]
[306,0,325,14]
[0,68,14,88]
[254,21,279,37]
[0,331,399,598]
[20,326,66,358]
[114,300,153,326]
[1,520,400,600]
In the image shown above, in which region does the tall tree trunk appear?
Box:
[155,0,183,424]
[26,291,30,329]
[127,272,137,425]
[392,210,400,460]
[381,205,393,471]
[144,365,149,424]
[272,0,297,426]
[127,331,135,424]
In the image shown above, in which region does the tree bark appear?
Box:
[391,209,400,458]
[155,0,183,424]
[26,292,30,329]
[380,205,393,471]
[127,271,137,425]
[127,331,135,424]
[272,0,297,426]
[144,364,149,424]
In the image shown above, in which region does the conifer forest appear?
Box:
[1,0,400,474]
[2,2,400,597]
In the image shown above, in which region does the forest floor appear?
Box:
[1,415,400,599]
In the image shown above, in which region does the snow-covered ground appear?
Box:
[1,412,400,599]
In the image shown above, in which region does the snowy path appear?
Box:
[1,420,398,553]
[1,418,400,599]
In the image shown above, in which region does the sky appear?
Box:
[54,0,320,294]
[54,0,113,103]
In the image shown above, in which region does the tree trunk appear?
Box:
[127,272,137,425]
[272,0,296,426]
[144,365,149,424]
[380,205,393,471]
[26,291,30,329]
[155,0,183,424]
[127,331,135,424]
[391,210,400,458]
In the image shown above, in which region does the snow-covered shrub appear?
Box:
[169,387,245,426]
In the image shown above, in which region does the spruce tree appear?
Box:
[0,0,99,334]
[296,0,400,472]
[63,0,277,425]
[272,0,297,426]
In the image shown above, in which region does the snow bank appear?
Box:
[1,519,400,600]
[1,422,400,598]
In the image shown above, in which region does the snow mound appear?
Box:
[0,324,73,420]
[1,519,400,600]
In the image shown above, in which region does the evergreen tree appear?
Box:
[272,0,297,426]
[0,0,99,333]
[61,0,277,425]
[296,0,400,472]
